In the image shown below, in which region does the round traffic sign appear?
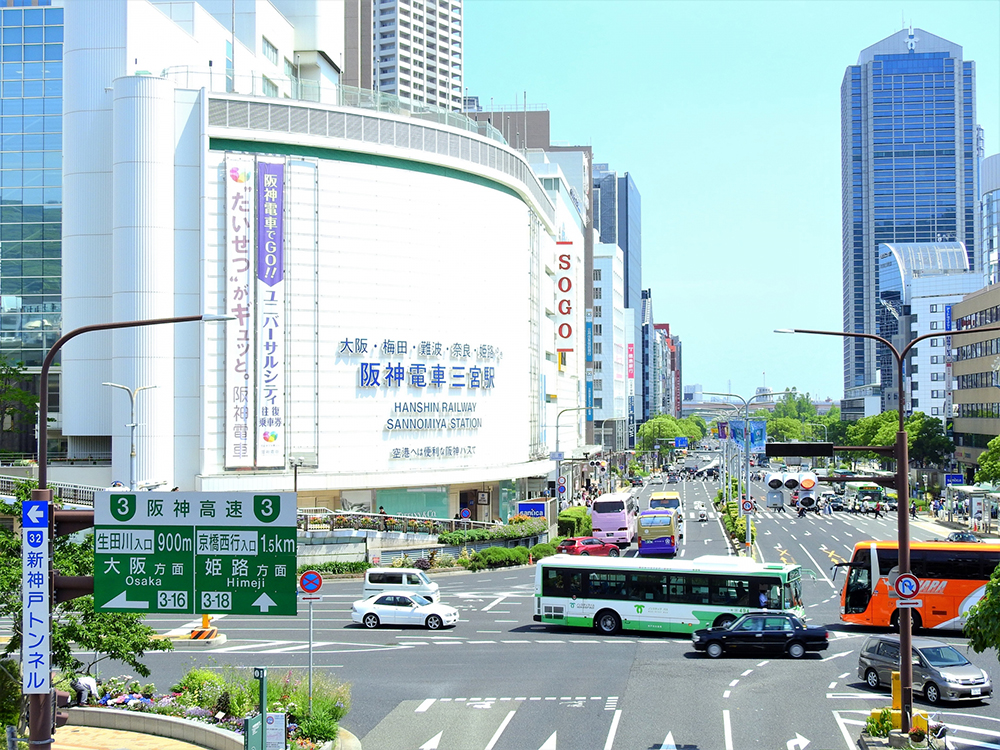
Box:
[460,508,471,519]
[894,573,920,599]
[741,499,754,513]
[557,485,566,493]
[558,476,567,486]
[299,570,323,594]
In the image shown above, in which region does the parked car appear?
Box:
[556,537,622,557]
[667,475,679,484]
[692,611,829,659]
[351,593,459,630]
[858,634,992,704]
[630,477,644,487]
[944,531,982,543]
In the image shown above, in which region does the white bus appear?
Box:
[533,554,806,635]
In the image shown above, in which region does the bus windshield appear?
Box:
[640,514,674,527]
[649,492,681,510]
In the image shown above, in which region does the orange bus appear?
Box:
[838,540,1000,631]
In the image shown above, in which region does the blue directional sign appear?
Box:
[22,501,48,528]
[674,437,689,449]
[944,474,964,487]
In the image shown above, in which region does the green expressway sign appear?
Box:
[94,492,297,616]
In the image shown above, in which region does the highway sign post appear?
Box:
[94,492,297,616]
[21,500,49,695]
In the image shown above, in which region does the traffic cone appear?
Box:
[529,552,534,565]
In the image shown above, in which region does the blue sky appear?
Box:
[464,0,1000,405]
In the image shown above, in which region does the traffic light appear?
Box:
[765,472,785,490]
[52,689,71,730]
[52,506,95,603]
[783,473,800,491]
[797,472,818,508]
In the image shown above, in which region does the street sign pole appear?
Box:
[298,570,323,713]
[21,496,50,705]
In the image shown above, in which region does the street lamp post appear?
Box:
[556,406,590,501]
[777,323,1000,732]
[29,313,229,747]
[703,389,795,556]
[102,382,158,491]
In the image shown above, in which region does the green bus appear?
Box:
[533,554,805,635]
[845,481,885,508]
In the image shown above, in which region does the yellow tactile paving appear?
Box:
[52,726,211,750]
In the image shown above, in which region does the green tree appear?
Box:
[636,415,682,454]
[974,434,1000,485]
[0,358,40,452]
[0,481,172,678]
[905,412,954,467]
[964,561,1000,662]
[771,392,818,422]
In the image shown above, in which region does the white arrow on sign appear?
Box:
[102,591,149,610]
[658,731,677,750]
[787,733,810,750]
[418,731,442,750]
[537,731,557,750]
[27,504,44,524]
[252,593,277,613]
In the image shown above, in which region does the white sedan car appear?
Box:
[351,593,459,630]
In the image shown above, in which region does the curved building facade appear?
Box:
[59,1,588,518]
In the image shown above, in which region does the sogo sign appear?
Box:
[556,241,575,352]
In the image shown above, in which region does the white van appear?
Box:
[363,568,440,602]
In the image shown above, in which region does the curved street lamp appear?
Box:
[776,323,1000,732]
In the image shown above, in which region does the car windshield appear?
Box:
[411,594,431,606]
[592,501,625,513]
[918,645,970,667]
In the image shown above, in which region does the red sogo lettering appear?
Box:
[558,323,573,339]
[557,277,572,293]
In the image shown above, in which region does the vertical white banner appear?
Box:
[225,155,256,468]
[256,160,286,467]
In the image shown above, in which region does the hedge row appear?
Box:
[557,506,592,537]
[719,501,756,545]
[296,560,371,575]
[457,545,530,572]
[436,518,547,545]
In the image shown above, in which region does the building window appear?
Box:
[285,58,296,78]
[930,304,938,313]
[261,75,278,97]
[930,339,940,347]
[594,287,602,300]
[930,372,945,381]
[930,321,940,330]
[931,407,940,415]
[593,343,602,355]
[593,269,602,281]
[262,37,278,65]
[593,361,602,371]
[594,306,602,318]
[594,379,602,391]
[593,324,602,336]
[594,398,603,409]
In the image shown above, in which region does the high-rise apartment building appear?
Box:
[841,27,980,404]
[370,0,463,111]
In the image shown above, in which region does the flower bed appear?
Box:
[87,668,349,749]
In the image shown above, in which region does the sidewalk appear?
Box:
[52,725,210,750]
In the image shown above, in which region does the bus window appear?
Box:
[543,568,582,598]
[845,548,872,615]
[593,500,625,514]
[783,578,803,609]
[627,572,667,602]
[710,578,749,607]
[587,572,627,600]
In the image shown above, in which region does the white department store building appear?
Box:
[57,0,587,520]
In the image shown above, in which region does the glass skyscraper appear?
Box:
[0,1,62,371]
[841,27,980,400]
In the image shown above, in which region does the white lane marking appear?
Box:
[723,690,731,698]
[415,698,435,713]
[482,596,508,612]
[829,682,837,689]
[798,542,836,589]
[603,709,622,750]
[741,669,753,676]
[537,731,557,750]
[483,710,516,750]
[758,661,769,666]
[418,730,442,750]
[729,679,739,687]
[839,672,850,679]
[723,709,734,750]
[210,640,291,652]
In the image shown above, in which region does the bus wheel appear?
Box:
[595,610,621,635]
[713,614,737,629]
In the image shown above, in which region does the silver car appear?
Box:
[858,634,992,704]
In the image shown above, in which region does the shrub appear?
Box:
[529,542,557,560]
[171,668,225,696]
[864,707,893,738]
[0,658,20,727]
[557,506,591,537]
[437,519,546,545]
[296,712,339,743]
[413,557,431,570]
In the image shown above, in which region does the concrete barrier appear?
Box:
[66,707,243,750]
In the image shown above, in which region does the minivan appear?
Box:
[363,568,440,602]
[858,634,992,705]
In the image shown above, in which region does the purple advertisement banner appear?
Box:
[257,161,284,286]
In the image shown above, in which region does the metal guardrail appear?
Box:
[0,475,101,507]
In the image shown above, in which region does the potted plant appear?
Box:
[908,726,927,748]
